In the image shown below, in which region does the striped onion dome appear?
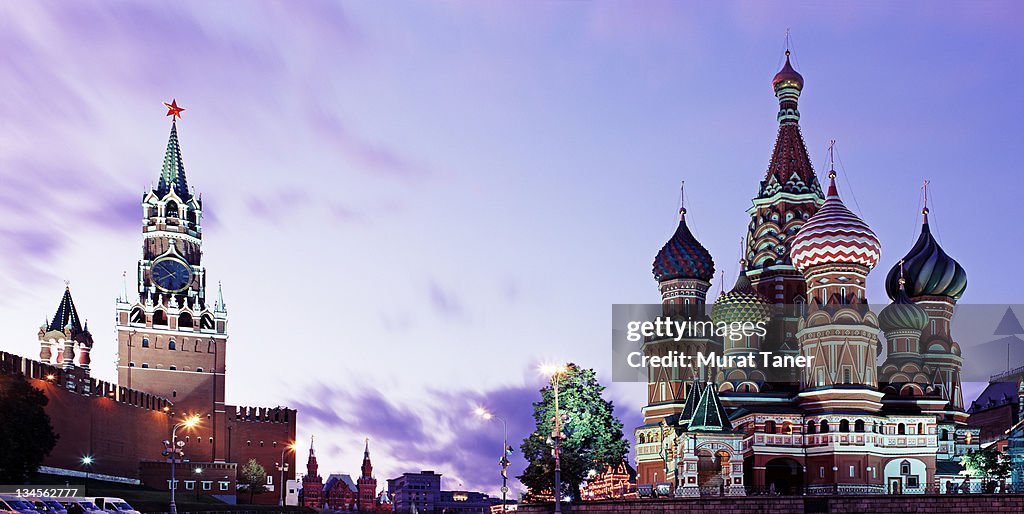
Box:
[884,211,967,301]
[711,267,772,325]
[879,280,928,333]
[790,172,881,274]
[653,209,715,283]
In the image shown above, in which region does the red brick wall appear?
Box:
[517,494,1024,514]
[225,406,297,505]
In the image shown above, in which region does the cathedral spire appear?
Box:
[306,435,319,478]
[757,50,820,201]
[156,101,192,201]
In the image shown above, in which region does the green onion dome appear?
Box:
[711,268,772,325]
[879,281,928,333]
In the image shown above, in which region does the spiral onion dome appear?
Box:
[653,211,715,282]
[772,51,804,91]
[789,175,881,274]
[884,219,967,300]
[879,285,928,333]
[711,270,772,325]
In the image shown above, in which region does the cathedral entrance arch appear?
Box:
[764,458,803,495]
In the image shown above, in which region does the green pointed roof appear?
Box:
[156,121,192,201]
[687,382,732,432]
[678,380,704,426]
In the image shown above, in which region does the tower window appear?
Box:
[765,420,776,434]
[854,420,865,433]
[168,339,176,350]
[153,311,168,326]
[196,367,203,373]
[129,362,135,367]
[142,338,150,348]
[843,368,852,385]
[172,390,177,397]
[169,365,177,371]
[898,423,906,435]
[141,363,149,368]
[839,419,850,433]
[820,420,830,433]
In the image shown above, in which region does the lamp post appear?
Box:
[194,467,203,501]
[81,456,93,484]
[475,408,511,513]
[165,415,200,514]
[277,443,297,507]
[541,364,567,514]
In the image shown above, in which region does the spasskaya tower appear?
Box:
[115,100,229,462]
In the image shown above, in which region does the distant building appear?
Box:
[386,471,502,514]
[301,437,390,512]
[387,471,441,514]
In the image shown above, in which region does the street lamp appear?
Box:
[277,442,297,507]
[540,364,568,514]
[165,415,200,514]
[475,407,512,513]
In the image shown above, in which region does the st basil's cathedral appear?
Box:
[633,51,980,496]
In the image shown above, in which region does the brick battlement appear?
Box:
[229,405,296,423]
[0,350,172,413]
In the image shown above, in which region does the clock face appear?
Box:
[152,258,192,292]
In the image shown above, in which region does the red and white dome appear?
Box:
[790,173,881,274]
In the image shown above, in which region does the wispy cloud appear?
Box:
[307,108,430,180]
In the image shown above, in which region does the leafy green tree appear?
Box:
[0,375,58,482]
[239,458,267,503]
[962,447,1011,483]
[518,363,628,502]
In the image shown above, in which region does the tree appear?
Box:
[0,374,58,482]
[962,447,1011,488]
[239,458,267,503]
[518,363,629,502]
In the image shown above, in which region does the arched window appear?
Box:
[900,460,911,475]
[820,420,830,433]
[168,339,176,350]
[131,307,145,324]
[807,421,816,434]
[941,429,949,441]
[898,423,906,435]
[201,314,215,330]
[917,423,924,435]
[179,312,193,329]
[839,419,850,433]
[141,363,149,368]
[129,362,135,367]
[765,420,777,434]
[165,202,179,218]
[153,310,168,326]
[638,434,645,444]
[169,365,177,371]
[854,420,865,433]
[196,367,204,373]
[142,338,150,348]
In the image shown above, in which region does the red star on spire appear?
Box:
[164,99,185,121]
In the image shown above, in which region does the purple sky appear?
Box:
[1,1,1022,497]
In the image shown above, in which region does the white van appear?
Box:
[84,499,138,514]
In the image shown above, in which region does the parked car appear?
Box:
[0,496,42,514]
[0,498,22,514]
[30,499,67,514]
[86,499,139,514]
[57,499,102,514]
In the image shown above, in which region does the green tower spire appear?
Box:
[156,121,191,200]
[687,383,732,432]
